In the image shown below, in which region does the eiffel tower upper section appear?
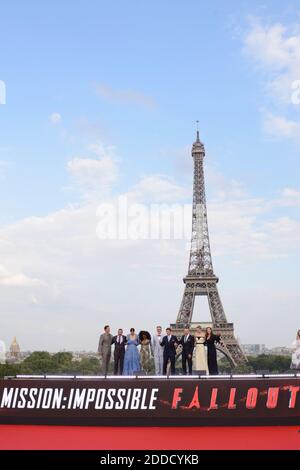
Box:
[187,129,215,279]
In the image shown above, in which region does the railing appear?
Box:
[3,373,300,380]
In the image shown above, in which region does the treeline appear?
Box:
[219,354,292,374]
[0,351,100,377]
[0,351,294,377]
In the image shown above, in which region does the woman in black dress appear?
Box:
[205,327,221,375]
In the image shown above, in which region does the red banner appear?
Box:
[0,376,300,426]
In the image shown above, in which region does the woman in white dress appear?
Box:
[291,330,300,370]
[193,326,208,374]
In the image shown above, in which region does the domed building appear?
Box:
[9,337,21,361]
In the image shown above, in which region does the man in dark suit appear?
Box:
[160,327,178,375]
[111,328,127,375]
[179,326,195,375]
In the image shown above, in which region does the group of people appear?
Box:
[98,325,222,376]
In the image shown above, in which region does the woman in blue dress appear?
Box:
[123,328,141,375]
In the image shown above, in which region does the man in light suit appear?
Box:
[151,325,164,375]
[98,325,113,375]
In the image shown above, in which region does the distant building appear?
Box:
[241,344,292,357]
[6,337,22,363]
[10,337,20,357]
[72,351,99,362]
[266,346,292,357]
[241,344,266,356]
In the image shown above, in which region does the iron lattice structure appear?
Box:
[171,131,247,367]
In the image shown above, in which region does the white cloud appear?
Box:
[0,264,46,287]
[277,187,300,206]
[87,142,116,157]
[67,142,118,198]
[244,20,300,68]
[68,156,117,188]
[207,192,300,261]
[95,83,156,109]
[127,175,190,203]
[262,112,300,140]
[244,18,300,104]
[244,17,300,140]
[49,112,62,124]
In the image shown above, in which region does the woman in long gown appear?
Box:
[205,327,221,375]
[139,331,151,373]
[193,326,208,374]
[291,330,300,370]
[123,328,141,375]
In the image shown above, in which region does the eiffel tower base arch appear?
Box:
[173,276,247,367]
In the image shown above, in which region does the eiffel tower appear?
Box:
[170,128,247,367]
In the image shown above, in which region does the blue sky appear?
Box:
[0,1,300,351]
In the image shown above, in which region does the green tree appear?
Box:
[0,363,22,378]
[22,351,56,374]
[52,352,73,373]
[73,357,100,375]
[218,354,292,374]
[248,354,291,373]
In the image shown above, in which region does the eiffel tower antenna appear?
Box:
[195,120,200,141]
[170,128,247,367]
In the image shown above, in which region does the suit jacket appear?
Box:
[111,335,127,354]
[161,335,178,357]
[179,334,195,356]
[98,333,113,355]
[152,334,164,357]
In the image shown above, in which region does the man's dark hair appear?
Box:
[166,327,171,332]
[104,325,109,331]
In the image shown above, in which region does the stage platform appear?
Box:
[1,374,300,427]
[1,424,300,450]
